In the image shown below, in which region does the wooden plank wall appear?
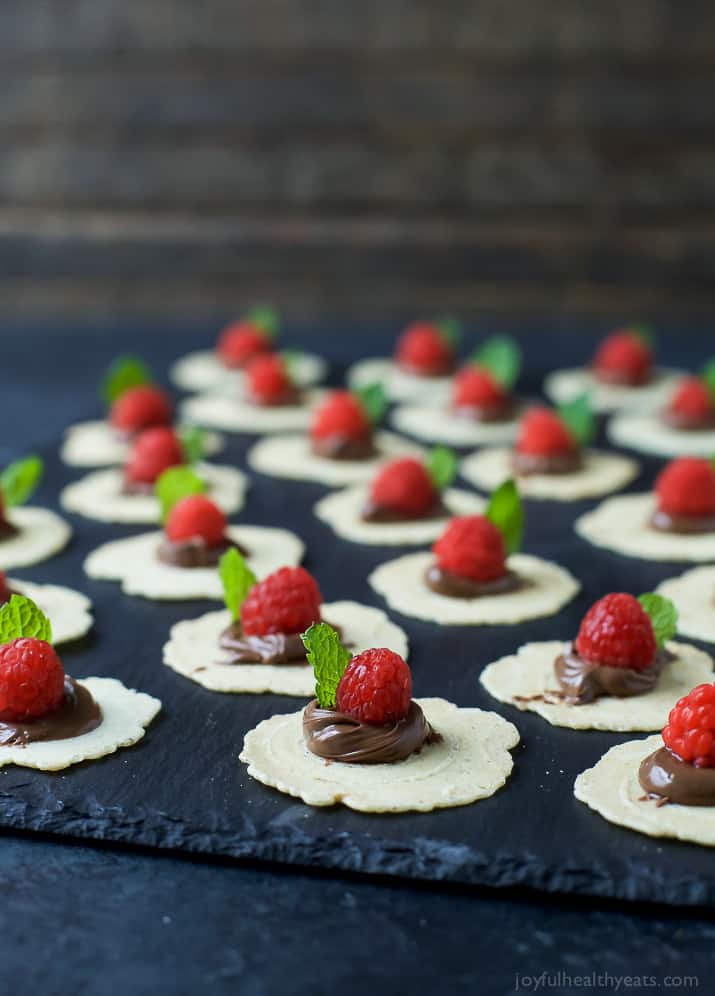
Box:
[1,0,715,320]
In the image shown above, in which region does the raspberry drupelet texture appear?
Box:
[663,683,715,768]
[0,637,65,721]
[516,407,577,457]
[593,330,652,385]
[433,515,506,582]
[311,390,371,443]
[217,320,271,369]
[125,427,184,485]
[574,593,657,671]
[452,367,508,409]
[165,495,227,547]
[110,385,172,434]
[655,457,715,518]
[667,377,714,421]
[241,566,322,636]
[395,322,453,376]
[246,354,293,406]
[369,458,437,517]
[335,647,412,725]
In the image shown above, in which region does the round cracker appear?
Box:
[84,524,304,600]
[163,600,409,696]
[574,735,715,846]
[481,639,713,731]
[0,677,161,772]
[369,552,579,625]
[314,486,484,546]
[576,493,715,562]
[657,567,715,644]
[608,411,715,458]
[179,389,324,435]
[60,462,249,524]
[0,507,72,569]
[391,403,520,447]
[9,578,93,644]
[239,697,519,812]
[61,420,224,467]
[170,349,327,394]
[461,447,639,501]
[544,366,684,413]
[347,357,452,404]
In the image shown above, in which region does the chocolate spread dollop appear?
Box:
[554,645,669,705]
[512,450,582,476]
[397,359,454,378]
[593,367,651,387]
[219,623,308,665]
[121,478,156,496]
[424,563,521,599]
[361,496,448,524]
[249,386,302,408]
[649,509,715,535]
[661,409,715,432]
[452,397,516,424]
[0,677,102,747]
[157,534,248,568]
[303,699,440,763]
[311,436,377,461]
[0,520,19,542]
[639,747,715,806]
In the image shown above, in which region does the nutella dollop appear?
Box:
[424,563,521,599]
[361,496,448,524]
[649,509,715,535]
[397,359,454,379]
[452,397,516,424]
[311,436,377,461]
[219,622,308,665]
[250,386,302,408]
[157,534,248,568]
[661,409,715,432]
[0,520,19,542]
[0,677,102,747]
[121,478,156,496]
[554,645,669,705]
[513,450,582,476]
[303,699,440,764]
[594,367,651,388]
[639,747,715,806]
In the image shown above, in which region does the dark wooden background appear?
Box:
[2,1,715,322]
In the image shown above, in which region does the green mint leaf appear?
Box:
[0,455,43,508]
[279,350,301,380]
[180,426,205,464]
[435,317,462,348]
[426,446,458,492]
[485,479,524,555]
[219,548,256,622]
[155,466,206,522]
[355,382,387,425]
[638,593,678,649]
[246,306,279,338]
[302,622,351,709]
[0,594,52,645]
[557,393,594,447]
[701,360,715,403]
[101,355,152,406]
[470,336,522,389]
[629,323,654,348]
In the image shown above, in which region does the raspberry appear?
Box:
[433,515,506,582]
[593,330,652,385]
[165,495,226,547]
[217,320,271,369]
[452,367,508,409]
[575,593,656,670]
[0,637,65,721]
[336,648,412,725]
[311,390,371,443]
[516,407,576,457]
[241,566,322,636]
[667,377,714,420]
[369,458,437,517]
[663,683,715,767]
[395,322,453,375]
[0,572,12,606]
[655,457,715,518]
[110,385,172,434]
[124,427,184,485]
[246,354,293,406]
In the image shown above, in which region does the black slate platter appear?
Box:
[1,322,713,907]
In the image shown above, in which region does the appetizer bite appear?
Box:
[0,456,71,569]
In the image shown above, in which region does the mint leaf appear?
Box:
[629,323,654,348]
[246,306,279,338]
[557,393,594,447]
[426,446,457,492]
[486,479,524,555]
[435,317,462,348]
[279,350,301,380]
[355,382,387,425]
[470,336,522,389]
[701,360,715,403]
[302,622,351,709]
[180,426,205,464]
[155,466,206,521]
[0,595,52,645]
[219,548,256,622]
[0,455,43,508]
[638,593,678,649]
[101,355,152,406]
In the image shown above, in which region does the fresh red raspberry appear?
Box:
[246,354,293,406]
[515,407,576,457]
[311,391,371,443]
[593,330,652,385]
[395,322,453,375]
[663,683,715,767]
[574,593,656,670]
[0,572,12,606]
[369,458,437,517]
[667,377,714,420]
[217,320,271,369]
[655,457,715,518]
[165,495,227,547]
[241,566,322,636]
[433,515,506,582]
[110,385,172,434]
[452,367,508,409]
[336,648,412,725]
[124,427,184,485]
[0,637,65,721]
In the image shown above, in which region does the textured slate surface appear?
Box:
[1,321,713,908]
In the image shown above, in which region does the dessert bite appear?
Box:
[0,595,159,770]
[593,327,653,387]
[163,550,408,696]
[216,307,276,369]
[0,456,71,569]
[369,481,579,624]
[461,397,638,501]
[239,622,519,811]
[481,592,712,731]
[657,565,715,645]
[0,570,92,644]
[651,457,715,535]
